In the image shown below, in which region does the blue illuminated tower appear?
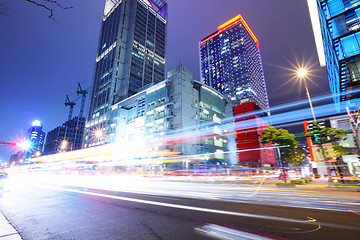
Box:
[84,0,167,148]
[307,0,360,110]
[25,120,45,158]
[199,15,270,113]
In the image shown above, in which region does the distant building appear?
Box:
[9,151,24,166]
[25,120,45,159]
[84,0,168,147]
[87,65,236,167]
[234,102,276,166]
[199,15,270,113]
[307,0,360,111]
[43,116,85,154]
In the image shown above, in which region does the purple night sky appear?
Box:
[0,0,329,161]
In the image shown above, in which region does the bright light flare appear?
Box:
[267,53,321,97]
[61,140,68,149]
[297,68,308,78]
[32,120,41,127]
[95,130,104,138]
[16,141,31,150]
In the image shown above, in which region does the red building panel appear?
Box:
[234,102,276,166]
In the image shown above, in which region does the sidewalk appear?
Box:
[259,178,360,195]
[152,175,360,194]
[0,212,21,240]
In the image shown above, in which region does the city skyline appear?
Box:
[0,0,328,161]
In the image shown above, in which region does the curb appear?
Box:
[0,212,21,240]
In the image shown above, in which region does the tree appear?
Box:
[305,123,348,144]
[260,126,302,166]
[283,147,305,166]
[0,0,72,20]
[304,122,348,161]
[25,0,73,20]
[304,122,349,176]
[332,143,348,159]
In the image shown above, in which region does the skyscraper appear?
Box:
[199,15,269,113]
[84,0,167,148]
[307,0,360,110]
[25,120,45,158]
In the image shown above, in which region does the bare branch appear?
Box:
[24,0,73,21]
[44,0,73,10]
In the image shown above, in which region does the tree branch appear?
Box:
[24,0,73,21]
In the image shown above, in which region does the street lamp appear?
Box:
[95,130,104,139]
[297,67,329,176]
[60,140,68,151]
[297,68,316,122]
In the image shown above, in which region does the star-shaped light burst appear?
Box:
[269,54,321,97]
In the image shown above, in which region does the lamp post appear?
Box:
[298,68,316,123]
[297,68,328,177]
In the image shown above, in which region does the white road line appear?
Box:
[34,183,360,233]
[196,224,273,240]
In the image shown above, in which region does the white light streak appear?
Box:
[307,0,326,67]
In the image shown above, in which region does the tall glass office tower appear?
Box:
[84,0,167,147]
[199,15,269,113]
[307,0,360,110]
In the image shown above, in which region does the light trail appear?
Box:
[8,91,360,171]
[33,183,360,232]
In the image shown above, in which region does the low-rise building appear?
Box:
[84,65,236,169]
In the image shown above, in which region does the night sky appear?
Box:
[0,0,329,161]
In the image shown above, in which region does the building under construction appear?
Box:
[43,83,88,155]
[43,116,85,155]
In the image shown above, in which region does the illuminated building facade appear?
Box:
[105,65,236,167]
[200,15,269,113]
[43,117,85,154]
[25,121,45,158]
[84,0,167,148]
[307,0,360,110]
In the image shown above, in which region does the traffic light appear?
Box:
[313,134,320,143]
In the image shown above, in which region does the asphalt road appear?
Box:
[0,174,359,240]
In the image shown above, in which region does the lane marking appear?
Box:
[349,210,360,216]
[35,182,360,213]
[36,183,316,223]
[196,224,273,240]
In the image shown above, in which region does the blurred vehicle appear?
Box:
[0,172,8,179]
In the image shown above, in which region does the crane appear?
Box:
[76,82,88,118]
[65,95,76,120]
